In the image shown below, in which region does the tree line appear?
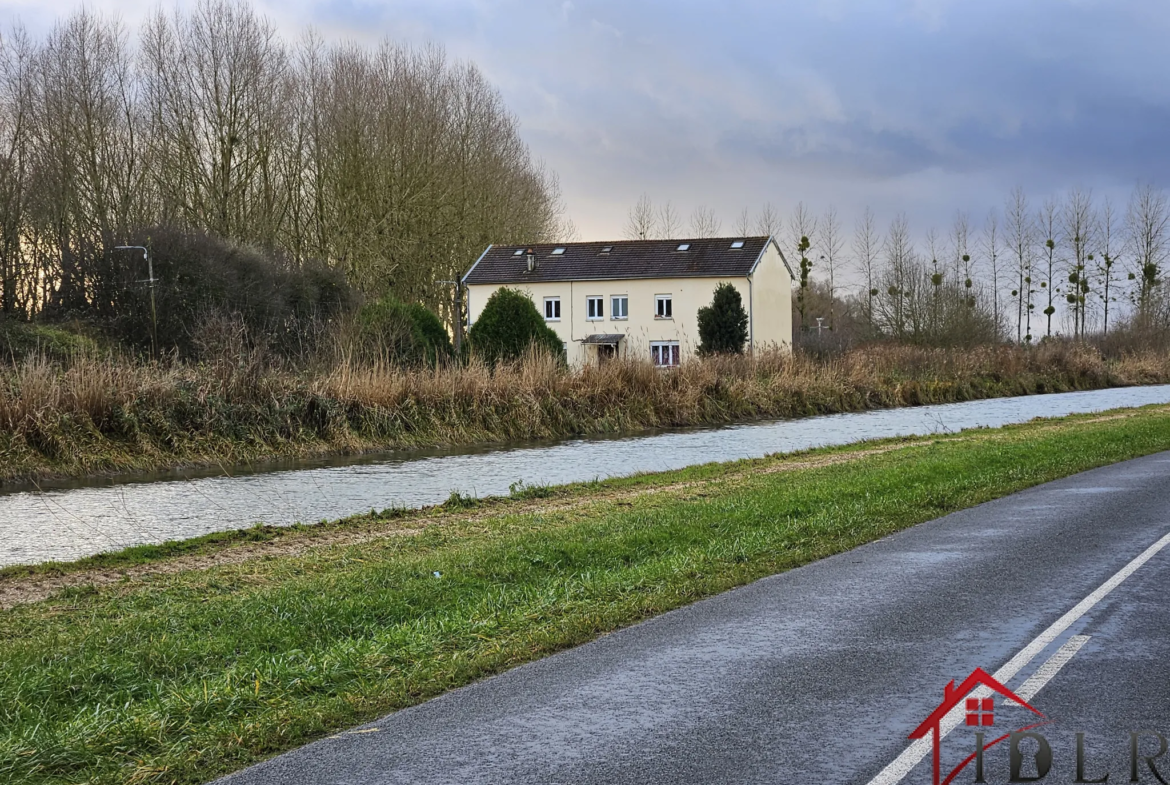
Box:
[625,186,1170,346]
[0,0,566,332]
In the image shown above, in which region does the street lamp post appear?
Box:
[115,245,157,359]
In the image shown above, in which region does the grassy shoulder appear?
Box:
[2,407,1170,784]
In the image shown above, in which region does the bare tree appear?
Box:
[0,25,34,314]
[142,1,289,242]
[734,207,751,237]
[925,226,946,335]
[1125,183,1169,318]
[1061,187,1094,337]
[950,212,972,284]
[1095,197,1120,336]
[689,205,721,238]
[979,209,1003,337]
[754,202,781,238]
[0,4,564,329]
[852,206,881,332]
[950,212,977,316]
[1037,196,1061,338]
[789,202,817,332]
[1005,187,1036,342]
[656,200,680,238]
[820,205,843,330]
[876,213,914,340]
[557,216,580,243]
[624,193,655,240]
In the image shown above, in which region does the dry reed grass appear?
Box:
[0,341,1166,483]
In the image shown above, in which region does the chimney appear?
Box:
[526,248,536,272]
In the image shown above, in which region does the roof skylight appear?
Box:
[599,246,613,254]
[513,249,524,255]
[730,240,745,249]
[551,247,566,255]
[677,243,691,251]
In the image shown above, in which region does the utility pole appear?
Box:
[115,245,157,359]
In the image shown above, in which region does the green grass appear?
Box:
[2,408,1170,784]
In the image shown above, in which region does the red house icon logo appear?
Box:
[909,667,1046,785]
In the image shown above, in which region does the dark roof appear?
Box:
[462,236,786,285]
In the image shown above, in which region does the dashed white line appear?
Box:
[1009,635,1091,705]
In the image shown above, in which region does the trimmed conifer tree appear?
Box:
[469,287,565,365]
[697,282,749,355]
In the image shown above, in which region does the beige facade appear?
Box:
[465,239,793,366]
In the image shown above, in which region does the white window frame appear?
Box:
[586,295,604,321]
[543,297,561,322]
[655,294,673,319]
[611,295,628,320]
[650,341,680,367]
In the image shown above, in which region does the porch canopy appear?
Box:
[579,334,625,346]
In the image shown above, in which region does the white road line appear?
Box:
[865,530,1170,785]
[1009,635,1090,705]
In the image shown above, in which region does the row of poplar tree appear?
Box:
[626,185,1170,344]
[0,1,567,327]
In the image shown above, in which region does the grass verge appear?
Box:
[2,407,1170,784]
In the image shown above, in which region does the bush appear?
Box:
[697,283,749,355]
[0,318,104,364]
[84,226,355,360]
[407,302,456,362]
[469,288,565,365]
[355,295,453,365]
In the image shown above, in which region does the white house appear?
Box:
[462,236,794,367]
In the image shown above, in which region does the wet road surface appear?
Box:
[215,451,1170,785]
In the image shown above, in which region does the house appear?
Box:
[461,236,793,366]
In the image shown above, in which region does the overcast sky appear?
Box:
[5,0,1168,243]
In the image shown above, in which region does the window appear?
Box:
[611,295,628,320]
[513,248,525,255]
[655,294,673,319]
[730,240,745,249]
[676,243,691,251]
[599,246,613,254]
[586,296,604,320]
[544,297,561,321]
[551,247,566,255]
[651,341,680,367]
[965,698,994,727]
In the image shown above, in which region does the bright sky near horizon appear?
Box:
[4,0,1168,244]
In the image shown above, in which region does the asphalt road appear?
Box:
[216,451,1170,785]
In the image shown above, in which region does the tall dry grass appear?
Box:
[0,342,1167,483]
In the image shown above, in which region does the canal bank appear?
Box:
[2,343,1165,487]
[3,385,1170,567]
